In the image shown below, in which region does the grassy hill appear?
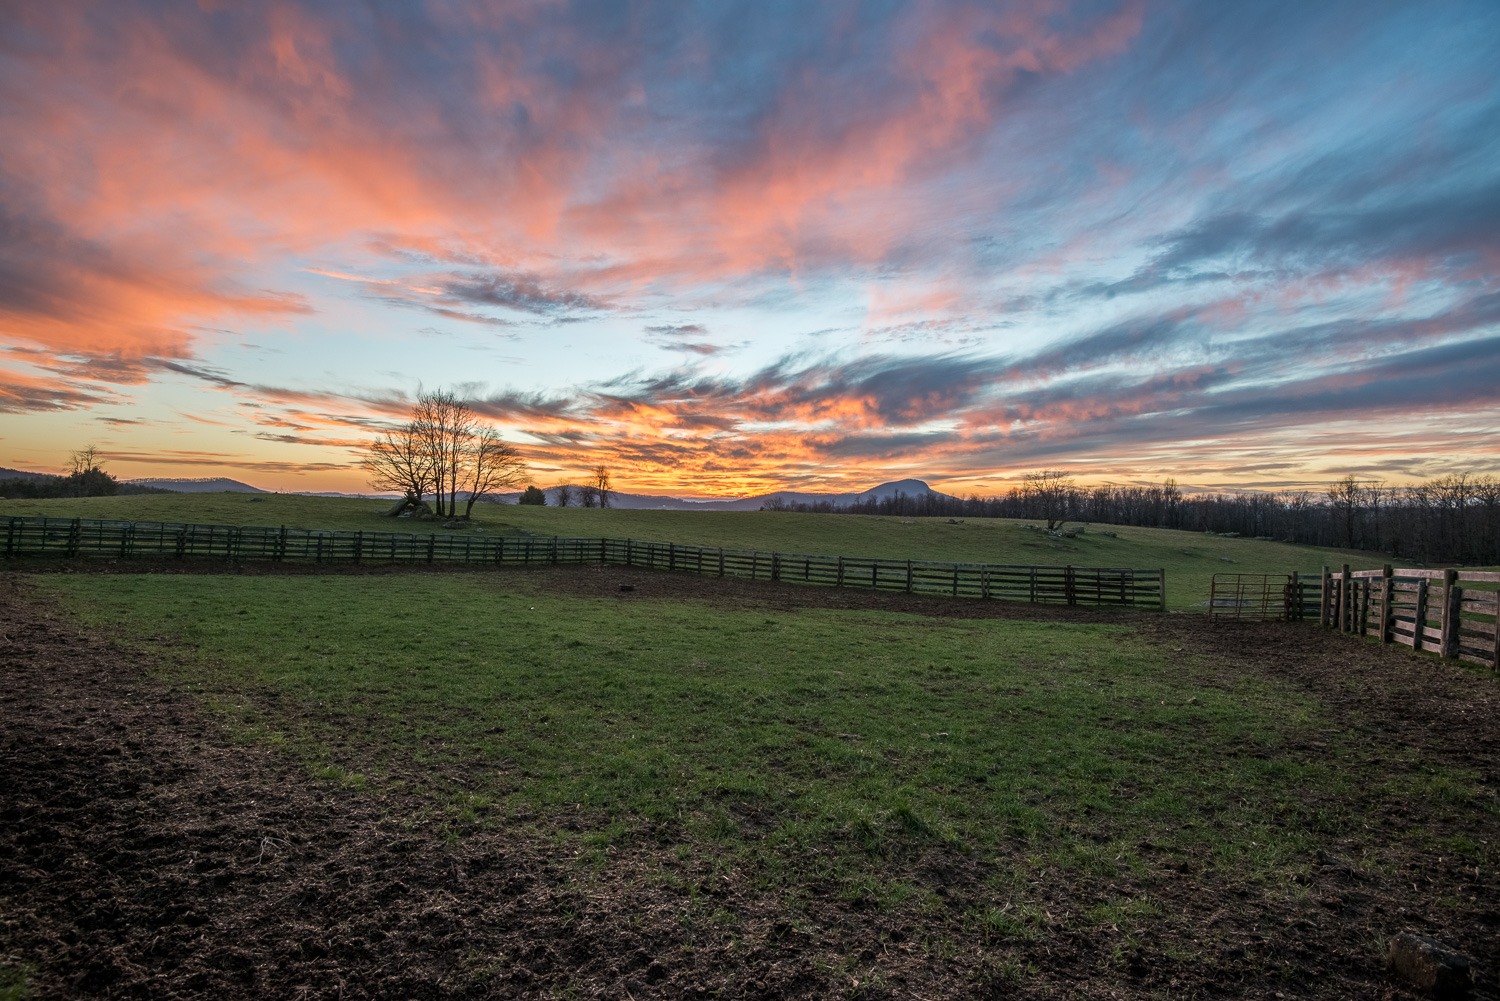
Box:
[0,492,1390,609]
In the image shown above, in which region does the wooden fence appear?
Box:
[0,516,1167,608]
[1321,564,1500,672]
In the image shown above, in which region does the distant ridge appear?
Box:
[128,477,268,494]
[0,466,57,483]
[496,478,957,511]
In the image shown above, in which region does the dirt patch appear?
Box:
[3,566,1498,999]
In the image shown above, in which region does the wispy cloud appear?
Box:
[1,1,1496,492]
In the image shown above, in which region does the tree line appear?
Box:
[517,466,613,508]
[764,470,1500,565]
[0,447,168,500]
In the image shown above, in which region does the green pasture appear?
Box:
[0,491,1386,607]
[34,570,1496,979]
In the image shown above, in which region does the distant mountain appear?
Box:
[494,479,957,511]
[297,491,399,499]
[127,477,268,494]
[0,466,57,483]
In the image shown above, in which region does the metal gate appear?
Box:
[1209,573,1296,621]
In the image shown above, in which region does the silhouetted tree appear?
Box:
[59,445,118,498]
[365,389,526,518]
[1022,470,1078,530]
[593,465,612,508]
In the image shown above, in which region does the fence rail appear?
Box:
[0,516,1167,608]
[1320,564,1499,672]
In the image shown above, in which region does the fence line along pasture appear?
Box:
[1210,566,1500,673]
[1320,564,1500,672]
[1,516,1166,609]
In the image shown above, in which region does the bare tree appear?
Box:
[364,422,435,506]
[592,465,612,509]
[555,484,574,507]
[1022,469,1077,530]
[62,444,117,498]
[69,444,102,476]
[413,390,478,517]
[578,483,599,508]
[366,389,526,519]
[463,426,525,516]
[1327,475,1365,549]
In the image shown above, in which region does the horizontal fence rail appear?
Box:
[1,516,1166,608]
[1319,564,1499,673]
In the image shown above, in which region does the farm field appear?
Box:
[0,492,1390,608]
[2,564,1497,998]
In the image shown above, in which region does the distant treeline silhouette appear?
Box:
[763,473,1500,565]
[0,446,173,500]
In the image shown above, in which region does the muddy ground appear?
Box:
[2,563,1497,999]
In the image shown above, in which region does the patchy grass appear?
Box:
[14,565,1500,996]
[0,492,1385,607]
[0,963,31,1001]
[41,572,1487,903]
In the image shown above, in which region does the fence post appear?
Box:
[906,560,913,594]
[427,534,436,563]
[354,531,363,564]
[1319,566,1331,626]
[1380,565,1395,643]
[669,543,676,572]
[1492,592,1500,673]
[1358,579,1371,636]
[1286,571,1299,621]
[4,518,14,557]
[771,553,780,582]
[1065,565,1076,606]
[1412,579,1429,651]
[175,527,187,560]
[66,518,82,558]
[1439,569,1461,659]
[981,565,990,601]
[1157,569,1167,611]
[277,525,287,561]
[1344,564,1356,633]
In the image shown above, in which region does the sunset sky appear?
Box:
[2,1,1497,498]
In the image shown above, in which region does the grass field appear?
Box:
[20,565,1498,996]
[0,492,1389,608]
[45,572,1320,858]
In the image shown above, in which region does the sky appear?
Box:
[2,0,1498,498]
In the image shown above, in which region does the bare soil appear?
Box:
[2,563,1498,999]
